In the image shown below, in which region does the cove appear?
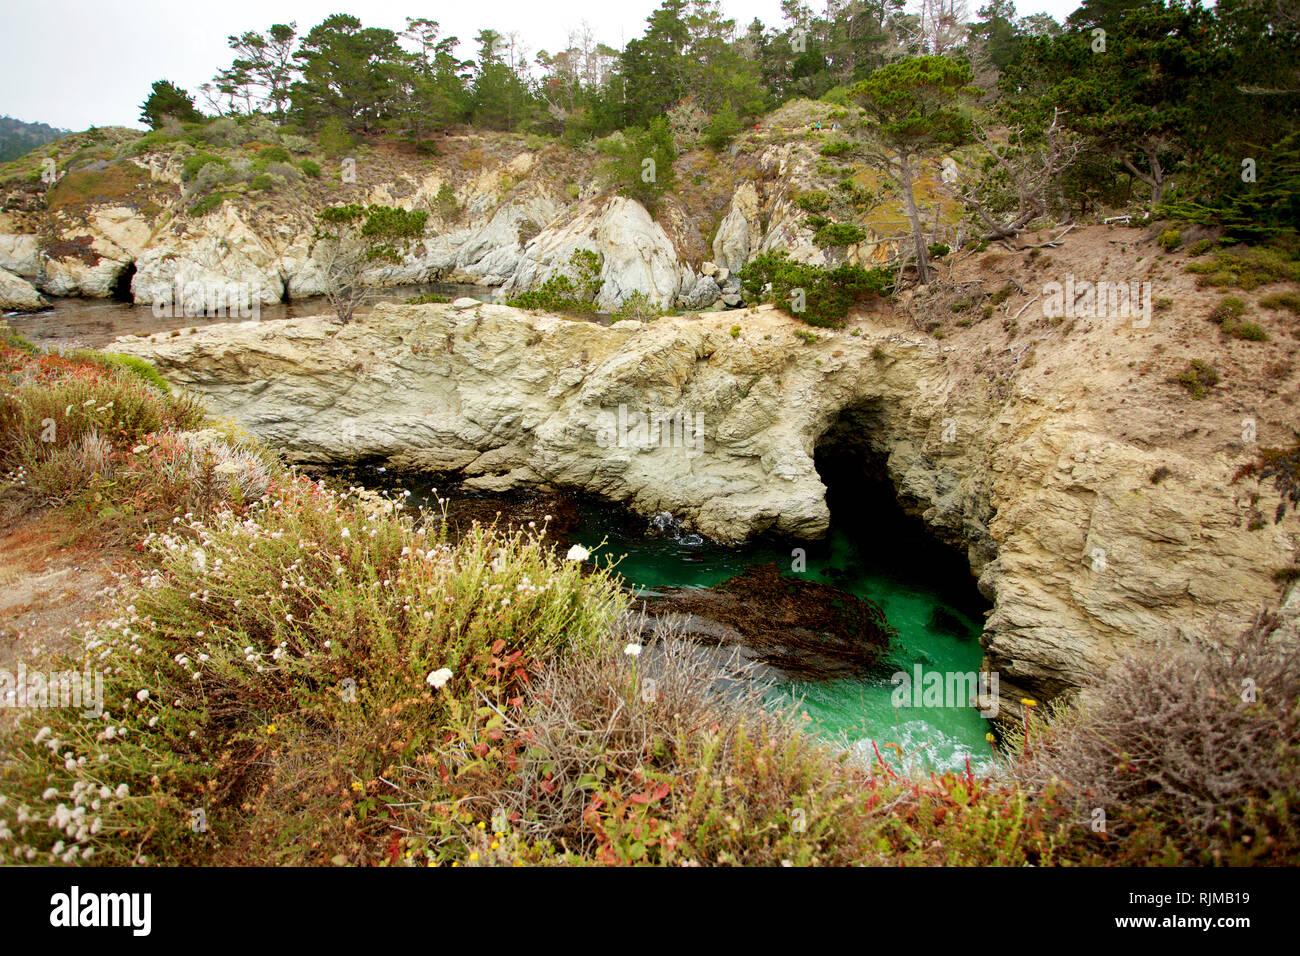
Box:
[570,498,996,776]
[350,460,997,776]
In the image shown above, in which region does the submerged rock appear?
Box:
[639,563,894,681]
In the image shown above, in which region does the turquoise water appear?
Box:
[571,503,996,775]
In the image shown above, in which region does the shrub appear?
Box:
[599,118,676,210]
[405,293,451,304]
[1232,321,1269,341]
[1186,245,1300,290]
[254,145,291,163]
[395,635,915,866]
[1261,290,1300,314]
[1013,616,1300,864]
[434,182,459,221]
[819,139,853,157]
[507,250,604,313]
[0,476,628,865]
[181,151,229,183]
[1157,228,1182,251]
[187,192,231,217]
[704,105,742,152]
[197,117,243,148]
[813,222,866,247]
[264,162,301,183]
[67,350,171,392]
[612,290,667,321]
[249,173,276,192]
[1172,359,1220,399]
[318,117,353,157]
[1208,296,1247,323]
[298,159,321,178]
[1187,238,1214,256]
[794,191,831,213]
[740,251,890,328]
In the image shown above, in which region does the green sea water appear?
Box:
[571,502,996,775]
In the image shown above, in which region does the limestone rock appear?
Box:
[500,196,683,310]
[681,276,721,311]
[711,182,762,274]
[0,266,45,312]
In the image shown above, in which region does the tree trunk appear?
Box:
[898,152,930,285]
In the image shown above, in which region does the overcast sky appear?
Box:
[0,0,1085,131]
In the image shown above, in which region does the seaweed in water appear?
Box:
[643,562,895,681]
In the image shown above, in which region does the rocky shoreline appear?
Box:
[110,292,1299,721]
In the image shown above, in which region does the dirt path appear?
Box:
[0,511,130,675]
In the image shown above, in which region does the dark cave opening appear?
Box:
[814,401,988,617]
[110,262,136,303]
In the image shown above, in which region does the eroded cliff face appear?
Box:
[0,127,922,313]
[112,287,1298,720]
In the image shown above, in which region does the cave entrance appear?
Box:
[813,401,987,618]
[110,262,136,303]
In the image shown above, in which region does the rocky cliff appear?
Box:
[112,245,1300,720]
[0,116,913,314]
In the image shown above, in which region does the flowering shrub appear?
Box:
[0,475,627,865]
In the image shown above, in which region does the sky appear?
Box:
[0,0,1086,132]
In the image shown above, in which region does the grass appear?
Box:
[1185,244,1300,290]
[46,162,157,217]
[1261,290,1300,315]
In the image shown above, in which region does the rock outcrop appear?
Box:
[112,291,1298,719]
[0,266,45,312]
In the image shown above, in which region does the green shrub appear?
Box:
[794,191,831,213]
[1185,245,1300,290]
[1172,359,1220,399]
[813,222,866,247]
[739,250,890,328]
[297,158,321,179]
[1157,228,1182,251]
[1208,296,1247,323]
[68,351,171,392]
[704,105,742,152]
[1261,290,1300,314]
[612,290,667,321]
[181,151,229,183]
[507,249,604,313]
[255,145,291,163]
[1187,238,1214,256]
[435,182,459,221]
[318,117,353,157]
[0,474,628,865]
[187,192,231,217]
[1232,321,1269,341]
[819,139,853,157]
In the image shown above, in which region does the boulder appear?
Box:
[681,276,721,311]
[711,181,763,273]
[500,196,683,310]
[0,266,45,312]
